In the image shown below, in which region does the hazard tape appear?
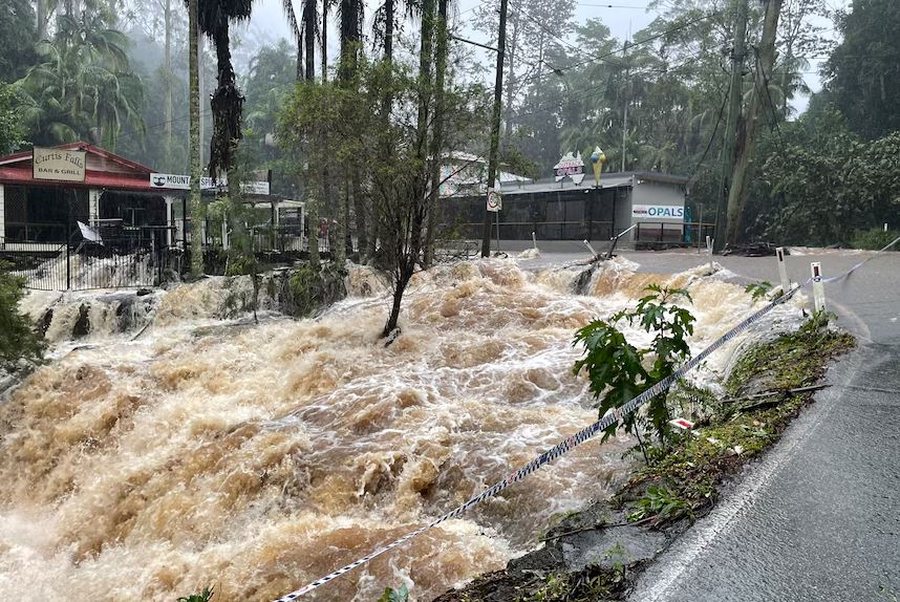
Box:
[273,286,806,600]
[273,240,899,601]
[821,234,900,284]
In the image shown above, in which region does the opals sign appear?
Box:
[631,204,685,220]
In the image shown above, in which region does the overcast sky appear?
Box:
[240,0,851,115]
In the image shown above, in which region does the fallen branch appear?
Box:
[722,383,829,404]
[539,515,657,543]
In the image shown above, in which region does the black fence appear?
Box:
[634,221,716,246]
[1,228,177,291]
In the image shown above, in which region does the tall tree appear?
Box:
[824,0,900,140]
[281,0,303,78]
[196,0,254,179]
[724,0,783,246]
[0,0,37,82]
[301,0,317,80]
[17,13,144,148]
[188,0,203,278]
[423,0,450,266]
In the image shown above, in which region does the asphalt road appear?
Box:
[515,242,899,601]
[523,244,899,602]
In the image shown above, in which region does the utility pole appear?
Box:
[481,0,509,258]
[714,0,748,253]
[725,0,783,246]
[621,40,629,173]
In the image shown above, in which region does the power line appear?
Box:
[688,83,729,186]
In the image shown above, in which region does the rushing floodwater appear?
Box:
[0,257,805,601]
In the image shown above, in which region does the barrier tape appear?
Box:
[273,241,899,601]
[820,234,900,284]
[274,290,805,600]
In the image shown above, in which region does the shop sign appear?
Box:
[632,204,685,220]
[150,173,270,195]
[33,147,86,182]
[553,151,585,185]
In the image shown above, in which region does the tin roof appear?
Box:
[0,142,158,192]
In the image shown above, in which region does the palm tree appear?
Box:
[281,0,303,79]
[196,0,254,179]
[300,0,317,80]
[423,0,451,266]
[17,14,144,148]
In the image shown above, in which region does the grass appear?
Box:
[617,312,855,527]
[436,315,855,602]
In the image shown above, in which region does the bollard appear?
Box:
[776,247,790,293]
[810,262,826,313]
[532,231,538,251]
[705,236,714,272]
[583,239,599,258]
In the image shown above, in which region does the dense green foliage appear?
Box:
[0,84,27,155]
[0,264,44,372]
[747,106,900,245]
[573,285,695,457]
[0,0,37,82]
[0,0,895,247]
[823,0,900,140]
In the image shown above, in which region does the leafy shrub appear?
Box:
[627,485,690,522]
[744,281,773,301]
[177,586,214,602]
[377,584,409,602]
[0,262,44,372]
[573,285,695,460]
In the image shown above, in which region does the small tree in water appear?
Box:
[573,285,695,462]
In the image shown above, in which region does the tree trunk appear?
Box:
[725,0,783,246]
[36,0,46,39]
[502,4,521,144]
[384,0,394,61]
[188,0,204,279]
[306,176,320,267]
[352,170,367,257]
[382,278,406,337]
[321,1,328,82]
[424,0,449,268]
[164,0,174,171]
[304,1,315,80]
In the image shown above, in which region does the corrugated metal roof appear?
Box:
[496,171,688,196]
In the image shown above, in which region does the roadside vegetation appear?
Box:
[434,290,855,602]
[0,262,44,377]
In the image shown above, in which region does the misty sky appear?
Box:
[240,0,850,114]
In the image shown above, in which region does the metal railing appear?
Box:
[1,229,176,291]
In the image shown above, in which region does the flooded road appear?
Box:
[0,256,804,601]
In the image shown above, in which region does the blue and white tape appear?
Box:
[273,240,899,601]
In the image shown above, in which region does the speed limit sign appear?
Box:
[487,188,502,212]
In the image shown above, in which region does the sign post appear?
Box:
[486,188,502,255]
[775,247,790,293]
[810,262,826,313]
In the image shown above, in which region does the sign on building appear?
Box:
[33,147,86,182]
[553,151,585,185]
[632,204,685,220]
[149,173,270,195]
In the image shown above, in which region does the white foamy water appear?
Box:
[0,257,804,601]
